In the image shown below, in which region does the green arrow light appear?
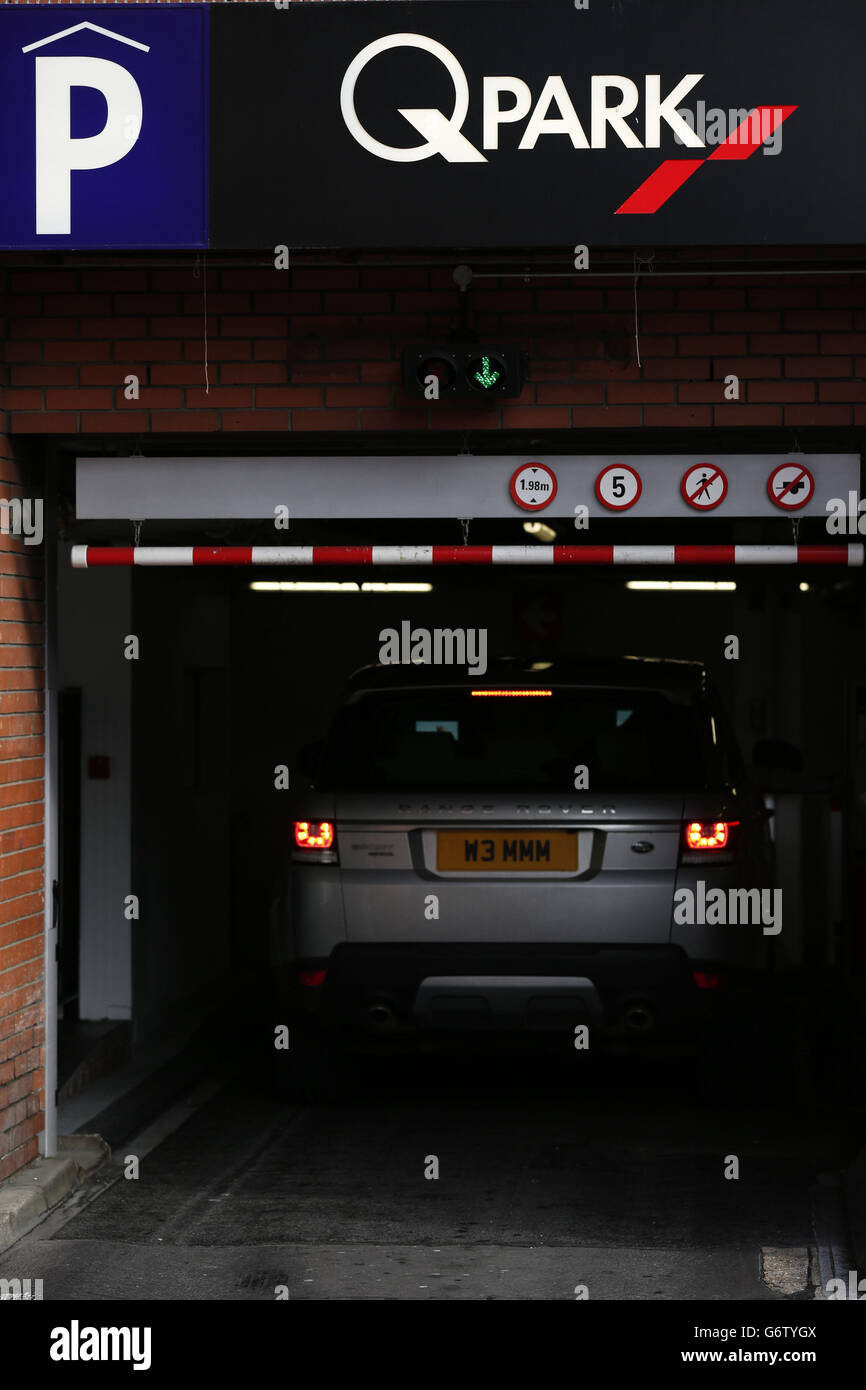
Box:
[471,355,501,390]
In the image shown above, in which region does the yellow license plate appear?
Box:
[437,831,577,872]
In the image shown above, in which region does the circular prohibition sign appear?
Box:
[680,463,728,511]
[509,461,558,511]
[594,463,642,511]
[767,462,815,511]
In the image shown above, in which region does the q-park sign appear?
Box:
[2,2,865,249]
[212,0,866,247]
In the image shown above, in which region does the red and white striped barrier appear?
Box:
[70,543,864,568]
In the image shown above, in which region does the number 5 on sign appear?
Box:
[595,464,642,511]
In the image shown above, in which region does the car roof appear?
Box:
[342,655,708,695]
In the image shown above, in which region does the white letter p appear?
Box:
[35,57,142,234]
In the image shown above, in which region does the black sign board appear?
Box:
[210,0,866,248]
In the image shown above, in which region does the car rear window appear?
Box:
[318,686,722,792]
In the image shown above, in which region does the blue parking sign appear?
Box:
[0,4,207,248]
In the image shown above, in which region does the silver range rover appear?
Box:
[271,657,775,1097]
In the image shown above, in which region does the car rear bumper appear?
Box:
[273,943,751,1040]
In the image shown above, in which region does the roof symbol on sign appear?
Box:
[22,22,151,54]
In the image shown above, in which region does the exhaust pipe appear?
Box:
[368,1002,394,1026]
[623,1003,654,1034]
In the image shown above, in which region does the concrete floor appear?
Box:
[0,1047,852,1300]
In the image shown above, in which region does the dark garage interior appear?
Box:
[74,542,864,1046]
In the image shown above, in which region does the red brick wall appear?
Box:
[0,274,45,1181]
[3,253,866,436]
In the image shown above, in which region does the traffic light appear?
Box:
[403,344,525,400]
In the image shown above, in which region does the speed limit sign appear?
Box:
[595,464,642,511]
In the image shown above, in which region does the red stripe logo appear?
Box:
[616,106,797,214]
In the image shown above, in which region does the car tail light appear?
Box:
[294,820,334,849]
[471,688,552,697]
[693,971,723,989]
[685,820,735,851]
[292,820,338,863]
[680,819,739,864]
[298,968,327,988]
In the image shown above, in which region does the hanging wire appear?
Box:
[193,252,210,394]
[632,251,655,370]
[633,259,642,369]
[790,432,803,548]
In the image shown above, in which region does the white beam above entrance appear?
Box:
[75,454,860,521]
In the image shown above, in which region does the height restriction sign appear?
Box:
[767,463,815,510]
[681,464,728,511]
[509,462,558,510]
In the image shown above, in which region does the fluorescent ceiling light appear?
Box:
[626,580,736,592]
[249,580,432,593]
[250,581,360,592]
[361,582,433,593]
